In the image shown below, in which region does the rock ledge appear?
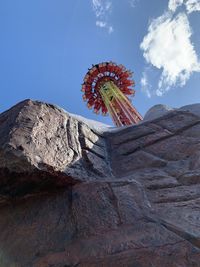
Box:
[0,100,200,267]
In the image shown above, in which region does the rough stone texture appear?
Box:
[143,104,174,121]
[0,99,200,267]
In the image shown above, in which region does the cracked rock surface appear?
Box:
[0,99,200,267]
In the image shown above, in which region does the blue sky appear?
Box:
[0,0,200,125]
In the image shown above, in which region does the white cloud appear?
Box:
[96,20,113,33]
[96,20,107,27]
[108,25,114,33]
[92,0,112,17]
[168,0,184,12]
[92,0,114,33]
[140,12,200,96]
[185,0,200,13]
[168,0,200,13]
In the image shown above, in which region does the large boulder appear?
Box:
[143,104,174,121]
[0,99,200,267]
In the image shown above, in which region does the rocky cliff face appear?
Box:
[0,99,200,267]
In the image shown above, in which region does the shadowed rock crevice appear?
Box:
[0,100,200,267]
[158,217,200,249]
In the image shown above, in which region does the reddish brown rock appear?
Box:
[0,100,200,267]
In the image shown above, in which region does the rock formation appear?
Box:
[0,99,200,267]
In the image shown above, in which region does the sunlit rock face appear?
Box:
[0,99,200,267]
[143,104,174,121]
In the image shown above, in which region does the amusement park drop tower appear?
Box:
[82,62,143,127]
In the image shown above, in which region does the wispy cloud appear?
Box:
[92,0,111,17]
[92,0,139,32]
[92,0,114,33]
[96,20,113,33]
[96,21,106,27]
[129,0,138,8]
[141,71,152,98]
[168,0,200,13]
[140,1,200,97]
